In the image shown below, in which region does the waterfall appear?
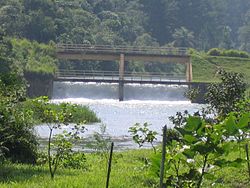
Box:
[52,82,188,101]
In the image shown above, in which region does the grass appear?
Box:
[192,52,250,85]
[0,147,250,188]
[0,150,156,188]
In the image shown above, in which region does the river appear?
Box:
[36,82,202,150]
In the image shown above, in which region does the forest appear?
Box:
[1,0,250,51]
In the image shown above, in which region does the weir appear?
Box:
[52,82,188,101]
[56,44,192,101]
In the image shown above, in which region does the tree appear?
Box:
[30,96,99,179]
[172,27,195,48]
[140,0,178,44]
[238,10,250,52]
[0,34,38,164]
[219,26,234,49]
[205,70,247,117]
[134,33,159,47]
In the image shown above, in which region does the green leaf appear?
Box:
[184,134,198,144]
[184,116,202,132]
[224,114,238,135]
[192,143,215,155]
[237,113,250,129]
[214,158,244,168]
[182,149,195,158]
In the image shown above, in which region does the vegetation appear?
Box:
[1,0,250,78]
[0,30,100,171]
[11,38,57,74]
[126,71,250,187]
[0,147,250,188]
[1,1,250,187]
[207,48,250,58]
[191,50,250,85]
[1,0,250,51]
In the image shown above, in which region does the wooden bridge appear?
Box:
[56,44,192,101]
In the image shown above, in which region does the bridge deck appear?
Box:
[56,44,190,63]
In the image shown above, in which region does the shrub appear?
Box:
[0,76,38,164]
[205,70,246,117]
[222,49,249,58]
[207,48,222,56]
[207,48,249,58]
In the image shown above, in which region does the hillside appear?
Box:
[192,52,250,85]
[1,0,250,51]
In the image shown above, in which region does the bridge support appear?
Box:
[186,60,193,82]
[119,54,125,101]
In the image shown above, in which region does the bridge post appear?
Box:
[186,59,193,82]
[119,54,125,101]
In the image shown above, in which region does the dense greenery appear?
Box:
[0,35,38,164]
[2,0,250,79]
[1,0,250,52]
[11,38,57,74]
[0,33,99,165]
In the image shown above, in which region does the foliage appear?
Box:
[0,0,250,51]
[205,70,246,117]
[23,97,100,124]
[222,49,249,58]
[129,123,158,153]
[60,152,87,170]
[207,48,249,58]
[184,87,200,102]
[207,48,222,56]
[0,34,38,164]
[30,96,95,179]
[172,27,195,48]
[11,38,57,74]
[145,70,250,187]
[86,124,112,161]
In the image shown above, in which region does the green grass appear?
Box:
[0,150,156,188]
[0,148,250,188]
[192,52,250,85]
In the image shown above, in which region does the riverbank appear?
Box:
[191,51,250,85]
[0,149,249,188]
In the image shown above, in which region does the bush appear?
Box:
[207,48,249,58]
[207,48,222,56]
[222,49,249,58]
[0,79,38,164]
[60,152,87,169]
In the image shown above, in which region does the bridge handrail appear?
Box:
[55,69,186,77]
[56,44,189,56]
[55,70,187,82]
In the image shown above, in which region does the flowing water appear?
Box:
[36,82,203,150]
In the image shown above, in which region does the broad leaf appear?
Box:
[184,116,202,132]
[184,134,198,144]
[224,114,238,135]
[237,113,250,129]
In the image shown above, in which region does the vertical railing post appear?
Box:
[106,142,114,188]
[186,58,192,82]
[160,125,167,188]
[119,54,125,101]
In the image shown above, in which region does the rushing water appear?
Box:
[36,82,202,150]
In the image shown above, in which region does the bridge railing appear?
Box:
[55,69,187,82]
[56,44,189,56]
